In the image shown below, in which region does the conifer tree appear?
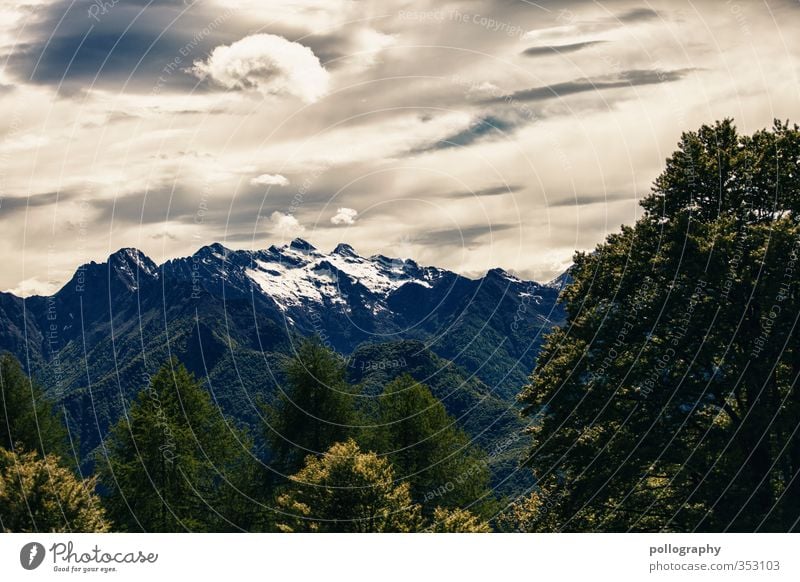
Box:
[0,354,69,460]
[374,374,494,515]
[266,338,356,474]
[99,359,259,531]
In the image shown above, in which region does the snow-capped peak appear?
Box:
[102,248,160,291]
[242,241,437,311]
[110,248,158,276]
[333,243,358,257]
[288,238,317,253]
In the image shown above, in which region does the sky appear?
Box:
[0,0,798,295]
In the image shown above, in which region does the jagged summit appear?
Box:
[197,242,231,256]
[63,247,160,294]
[288,238,316,253]
[333,243,357,257]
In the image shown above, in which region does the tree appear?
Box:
[0,447,109,532]
[275,439,422,532]
[0,354,69,460]
[373,374,494,515]
[427,507,491,532]
[520,119,800,532]
[99,359,259,532]
[496,487,563,532]
[266,338,356,474]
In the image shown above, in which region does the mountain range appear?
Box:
[0,239,565,488]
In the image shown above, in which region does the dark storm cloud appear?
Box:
[521,41,605,57]
[435,115,519,149]
[0,191,74,218]
[413,115,526,153]
[546,191,634,207]
[447,184,524,199]
[618,8,660,23]
[415,223,516,248]
[5,0,235,93]
[485,69,694,104]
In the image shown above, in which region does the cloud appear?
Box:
[209,0,355,32]
[250,110,473,170]
[618,8,660,23]
[0,191,70,218]
[4,1,235,93]
[485,69,694,104]
[89,188,198,225]
[547,191,634,207]
[150,231,178,240]
[521,41,605,58]
[191,34,330,103]
[447,184,524,199]
[522,7,660,45]
[310,27,396,70]
[414,224,516,249]
[7,276,59,297]
[250,173,289,186]
[268,211,304,238]
[348,28,395,67]
[330,207,357,225]
[414,114,525,153]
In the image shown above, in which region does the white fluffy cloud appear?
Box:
[268,211,304,240]
[330,207,357,225]
[191,34,330,103]
[250,173,289,186]
[344,28,396,69]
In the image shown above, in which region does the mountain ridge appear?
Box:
[0,238,566,471]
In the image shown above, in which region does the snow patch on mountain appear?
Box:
[244,239,436,310]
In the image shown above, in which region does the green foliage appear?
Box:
[0,353,70,461]
[99,359,260,531]
[266,337,357,474]
[643,119,800,221]
[520,119,800,532]
[0,447,109,532]
[428,506,491,532]
[276,439,422,532]
[495,486,564,532]
[348,341,535,498]
[371,374,495,515]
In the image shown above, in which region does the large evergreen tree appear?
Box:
[520,119,800,532]
[266,338,356,474]
[0,354,69,460]
[373,374,494,515]
[99,359,259,531]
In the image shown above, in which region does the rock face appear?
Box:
[0,239,566,463]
